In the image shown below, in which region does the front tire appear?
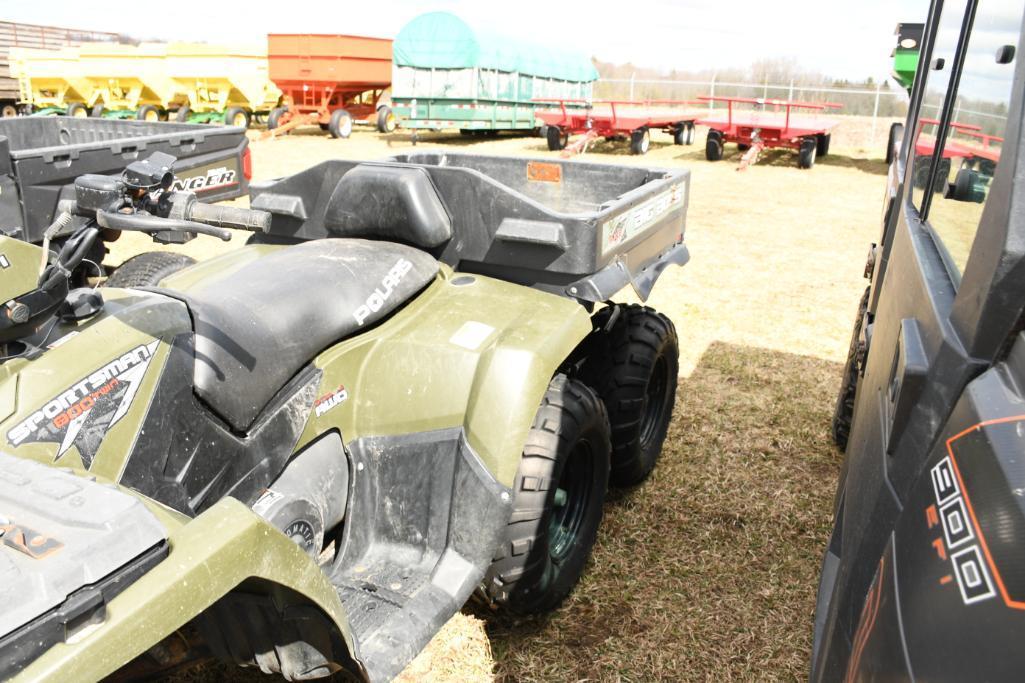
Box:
[175,105,191,123]
[706,129,724,161]
[630,128,650,154]
[579,304,679,486]
[224,106,250,128]
[798,136,817,169]
[66,102,88,118]
[136,104,161,122]
[546,125,568,151]
[483,375,611,615]
[105,252,197,288]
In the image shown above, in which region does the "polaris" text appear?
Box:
[353,258,414,325]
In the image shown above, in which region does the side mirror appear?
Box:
[944,167,985,203]
[886,122,904,166]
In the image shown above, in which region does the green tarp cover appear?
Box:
[394,12,599,83]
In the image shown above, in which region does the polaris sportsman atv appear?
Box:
[0,150,689,681]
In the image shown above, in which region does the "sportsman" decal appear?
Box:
[6,341,160,468]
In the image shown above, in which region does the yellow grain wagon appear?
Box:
[164,42,281,127]
[9,45,94,116]
[77,42,174,120]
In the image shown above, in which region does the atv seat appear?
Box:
[177,239,438,432]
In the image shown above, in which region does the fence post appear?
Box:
[629,72,635,101]
[763,77,768,99]
[788,79,794,101]
[709,73,716,109]
[871,81,882,146]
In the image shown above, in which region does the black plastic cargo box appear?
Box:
[250,152,689,302]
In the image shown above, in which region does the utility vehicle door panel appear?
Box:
[812,0,1025,679]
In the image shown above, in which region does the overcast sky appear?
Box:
[6,0,926,80]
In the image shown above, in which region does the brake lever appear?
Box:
[96,210,232,241]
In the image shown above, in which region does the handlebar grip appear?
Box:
[187,202,272,233]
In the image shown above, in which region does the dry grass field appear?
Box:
[142,116,891,682]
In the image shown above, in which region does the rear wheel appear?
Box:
[175,105,191,123]
[136,104,161,122]
[328,109,352,139]
[267,106,287,130]
[546,125,568,151]
[1,104,17,118]
[798,136,817,169]
[483,375,611,614]
[817,133,831,157]
[705,129,724,161]
[630,128,651,154]
[66,102,88,118]
[105,252,197,288]
[91,104,105,118]
[579,304,679,486]
[376,105,397,132]
[224,106,250,128]
[673,123,687,145]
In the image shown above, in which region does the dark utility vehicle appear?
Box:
[0,116,249,250]
[816,0,1025,680]
[0,151,687,681]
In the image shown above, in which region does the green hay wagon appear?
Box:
[390,12,597,135]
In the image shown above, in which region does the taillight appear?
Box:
[242,146,252,181]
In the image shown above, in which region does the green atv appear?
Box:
[0,150,689,681]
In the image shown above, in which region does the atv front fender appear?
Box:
[15,497,355,682]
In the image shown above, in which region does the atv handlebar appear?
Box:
[186,202,271,233]
[96,210,234,242]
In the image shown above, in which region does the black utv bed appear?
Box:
[249,152,690,302]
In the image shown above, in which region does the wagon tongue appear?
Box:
[0,453,167,678]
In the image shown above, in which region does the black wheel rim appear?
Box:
[640,354,671,450]
[548,441,593,562]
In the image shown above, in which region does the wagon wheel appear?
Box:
[65,102,88,118]
[91,103,106,118]
[798,136,817,169]
[267,107,287,131]
[673,123,687,146]
[175,105,191,123]
[136,105,161,122]
[705,130,724,161]
[377,105,397,133]
[1,104,17,118]
[224,106,251,128]
[547,126,568,151]
[328,109,353,139]
[630,128,650,155]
